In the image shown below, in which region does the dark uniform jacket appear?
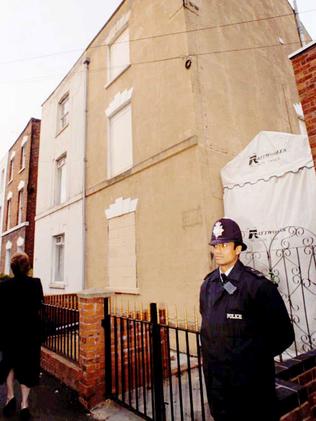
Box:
[200,260,294,421]
[0,275,44,387]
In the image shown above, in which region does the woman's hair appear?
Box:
[10,252,31,276]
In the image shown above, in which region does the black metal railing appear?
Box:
[104,302,210,421]
[242,225,316,357]
[40,301,79,363]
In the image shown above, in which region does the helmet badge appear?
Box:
[213,221,224,239]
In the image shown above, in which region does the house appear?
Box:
[81,0,304,311]
[0,118,41,274]
[33,58,88,293]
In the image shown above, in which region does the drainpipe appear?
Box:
[293,0,305,47]
[82,57,90,291]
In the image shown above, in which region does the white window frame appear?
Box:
[108,28,130,82]
[52,234,65,285]
[105,89,133,179]
[17,236,25,253]
[8,158,14,182]
[58,93,70,132]
[55,155,67,205]
[17,189,23,225]
[20,144,26,170]
[105,11,131,84]
[5,241,12,275]
[6,198,12,230]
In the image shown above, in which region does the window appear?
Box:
[108,104,133,177]
[6,199,11,230]
[17,244,24,253]
[105,197,138,292]
[109,28,130,82]
[17,189,23,224]
[55,156,67,205]
[5,242,12,275]
[108,213,137,291]
[52,234,65,283]
[20,144,26,170]
[58,94,69,131]
[8,158,14,182]
[17,237,24,253]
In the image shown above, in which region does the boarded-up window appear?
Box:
[108,212,137,291]
[109,28,130,81]
[109,104,132,177]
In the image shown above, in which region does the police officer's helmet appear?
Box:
[209,218,247,251]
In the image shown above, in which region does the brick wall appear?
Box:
[290,42,316,166]
[41,347,81,392]
[41,292,168,410]
[25,119,41,265]
[277,349,316,420]
[0,118,41,272]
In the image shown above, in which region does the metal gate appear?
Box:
[103,302,210,421]
[242,225,316,356]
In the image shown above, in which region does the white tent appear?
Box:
[221,131,316,355]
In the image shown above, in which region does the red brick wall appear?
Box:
[0,118,41,272]
[290,43,316,166]
[281,366,316,420]
[25,119,41,265]
[41,347,81,392]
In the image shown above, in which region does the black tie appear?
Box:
[220,273,228,284]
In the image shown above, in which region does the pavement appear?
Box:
[0,371,142,421]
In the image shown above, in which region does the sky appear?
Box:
[0,0,315,160]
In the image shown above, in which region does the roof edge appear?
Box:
[288,39,316,59]
[41,0,125,107]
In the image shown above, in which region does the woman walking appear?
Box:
[0,252,44,420]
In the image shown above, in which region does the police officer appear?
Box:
[200,218,294,421]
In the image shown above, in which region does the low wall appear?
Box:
[277,349,316,420]
[41,347,82,392]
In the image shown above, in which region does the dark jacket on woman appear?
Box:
[0,275,44,387]
[200,260,294,421]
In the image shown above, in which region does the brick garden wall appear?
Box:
[277,350,316,420]
[41,347,81,392]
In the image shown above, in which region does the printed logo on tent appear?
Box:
[247,228,286,239]
[248,148,287,167]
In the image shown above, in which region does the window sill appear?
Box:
[55,123,69,138]
[104,64,131,89]
[49,283,66,289]
[18,167,25,174]
[107,165,133,181]
[7,179,13,185]
[2,221,29,236]
[108,287,140,295]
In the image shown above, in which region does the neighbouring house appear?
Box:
[0,118,41,274]
[33,58,88,293]
[0,153,8,264]
[82,0,305,311]
[289,40,316,167]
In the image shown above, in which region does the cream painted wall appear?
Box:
[34,59,86,292]
[86,146,208,311]
[84,0,303,313]
[184,0,302,243]
[34,200,83,293]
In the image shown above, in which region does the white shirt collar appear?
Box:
[220,266,233,277]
